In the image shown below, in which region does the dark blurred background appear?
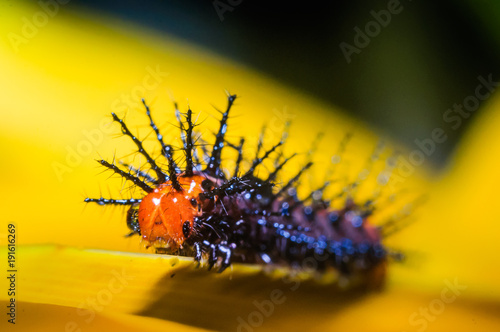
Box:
[70,0,500,167]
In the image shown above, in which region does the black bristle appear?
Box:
[274,162,313,200]
[267,153,297,182]
[111,112,167,183]
[182,109,196,177]
[232,137,245,177]
[119,161,159,185]
[163,145,182,192]
[84,197,142,205]
[97,159,153,193]
[244,140,283,177]
[205,94,236,178]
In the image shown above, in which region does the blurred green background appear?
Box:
[66,0,500,166]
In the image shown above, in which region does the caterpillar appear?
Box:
[85,93,398,285]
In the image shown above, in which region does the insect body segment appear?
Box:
[86,94,388,281]
[137,174,211,248]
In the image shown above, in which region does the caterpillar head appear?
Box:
[132,173,214,249]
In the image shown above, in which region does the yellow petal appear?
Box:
[2,1,499,331]
[386,92,500,299]
[0,1,421,253]
[0,300,210,332]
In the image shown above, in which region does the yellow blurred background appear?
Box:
[1,1,500,331]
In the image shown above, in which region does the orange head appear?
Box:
[137,173,212,248]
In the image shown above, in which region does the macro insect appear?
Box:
[85,93,394,284]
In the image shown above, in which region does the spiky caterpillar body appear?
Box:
[189,173,384,275]
[85,94,387,281]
